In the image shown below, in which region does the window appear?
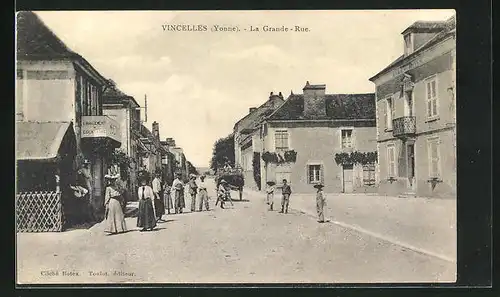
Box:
[275,130,289,151]
[427,137,441,178]
[363,164,376,186]
[385,97,394,130]
[341,129,353,149]
[426,76,438,118]
[387,144,396,177]
[404,33,413,55]
[308,164,322,184]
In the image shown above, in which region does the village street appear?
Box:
[16,177,455,284]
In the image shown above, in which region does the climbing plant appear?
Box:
[334,151,377,166]
[261,150,298,164]
[252,152,261,190]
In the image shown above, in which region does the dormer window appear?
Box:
[404,33,413,55]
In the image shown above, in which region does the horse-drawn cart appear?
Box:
[214,167,244,201]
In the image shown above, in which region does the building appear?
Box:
[16,11,121,223]
[137,122,164,177]
[159,138,177,185]
[103,80,141,195]
[233,92,285,190]
[369,15,456,198]
[259,82,377,194]
[167,142,188,181]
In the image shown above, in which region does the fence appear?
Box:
[16,191,63,232]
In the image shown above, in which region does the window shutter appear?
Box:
[320,164,324,184]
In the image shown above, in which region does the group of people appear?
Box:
[103,170,214,235]
[265,179,327,223]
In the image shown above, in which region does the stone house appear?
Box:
[233,92,285,190]
[259,82,377,194]
[16,11,121,222]
[369,15,456,198]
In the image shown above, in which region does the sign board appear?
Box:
[81,116,121,143]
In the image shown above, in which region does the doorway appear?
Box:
[407,143,415,190]
[342,164,354,193]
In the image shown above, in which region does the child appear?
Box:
[314,183,326,223]
[279,179,292,214]
[266,181,276,211]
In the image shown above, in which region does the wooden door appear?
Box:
[343,164,354,193]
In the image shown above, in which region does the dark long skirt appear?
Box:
[137,198,156,229]
[154,192,165,217]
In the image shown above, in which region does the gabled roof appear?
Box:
[267,93,375,121]
[369,15,456,82]
[16,11,109,85]
[103,81,140,107]
[233,95,284,132]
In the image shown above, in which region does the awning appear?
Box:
[16,121,73,161]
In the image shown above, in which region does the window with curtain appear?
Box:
[385,97,394,130]
[308,164,322,184]
[341,129,353,149]
[275,130,289,151]
[427,137,441,178]
[426,76,438,118]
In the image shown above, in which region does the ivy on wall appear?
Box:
[261,150,297,164]
[252,152,261,190]
[334,151,377,166]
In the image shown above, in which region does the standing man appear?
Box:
[152,171,165,221]
[198,175,210,211]
[279,179,292,214]
[188,174,198,212]
[314,183,326,223]
[171,172,185,214]
[266,181,276,211]
[77,160,94,222]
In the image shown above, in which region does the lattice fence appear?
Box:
[16,191,63,232]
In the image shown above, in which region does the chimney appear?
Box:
[249,107,257,113]
[278,92,283,99]
[165,137,176,147]
[303,81,327,118]
[152,121,159,140]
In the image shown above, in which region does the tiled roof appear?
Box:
[370,15,456,82]
[234,95,285,132]
[401,20,448,34]
[16,11,109,85]
[16,11,75,59]
[267,93,375,121]
[16,121,74,161]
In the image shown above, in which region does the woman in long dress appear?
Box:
[137,174,157,231]
[171,172,186,214]
[104,174,127,234]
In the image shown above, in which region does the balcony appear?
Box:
[81,115,121,148]
[392,116,416,138]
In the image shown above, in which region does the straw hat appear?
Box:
[266,181,276,186]
[313,183,324,189]
[220,179,227,184]
[105,173,119,180]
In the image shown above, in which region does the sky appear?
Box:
[35,10,455,168]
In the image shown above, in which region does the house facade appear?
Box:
[259,82,377,194]
[16,11,121,222]
[233,92,284,190]
[369,16,456,198]
[103,80,141,195]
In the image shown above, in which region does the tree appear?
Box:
[210,133,235,171]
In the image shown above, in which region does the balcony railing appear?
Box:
[81,115,121,144]
[392,116,416,137]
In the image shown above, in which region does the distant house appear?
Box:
[233,92,284,190]
[369,15,456,198]
[259,82,377,194]
[103,80,141,194]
